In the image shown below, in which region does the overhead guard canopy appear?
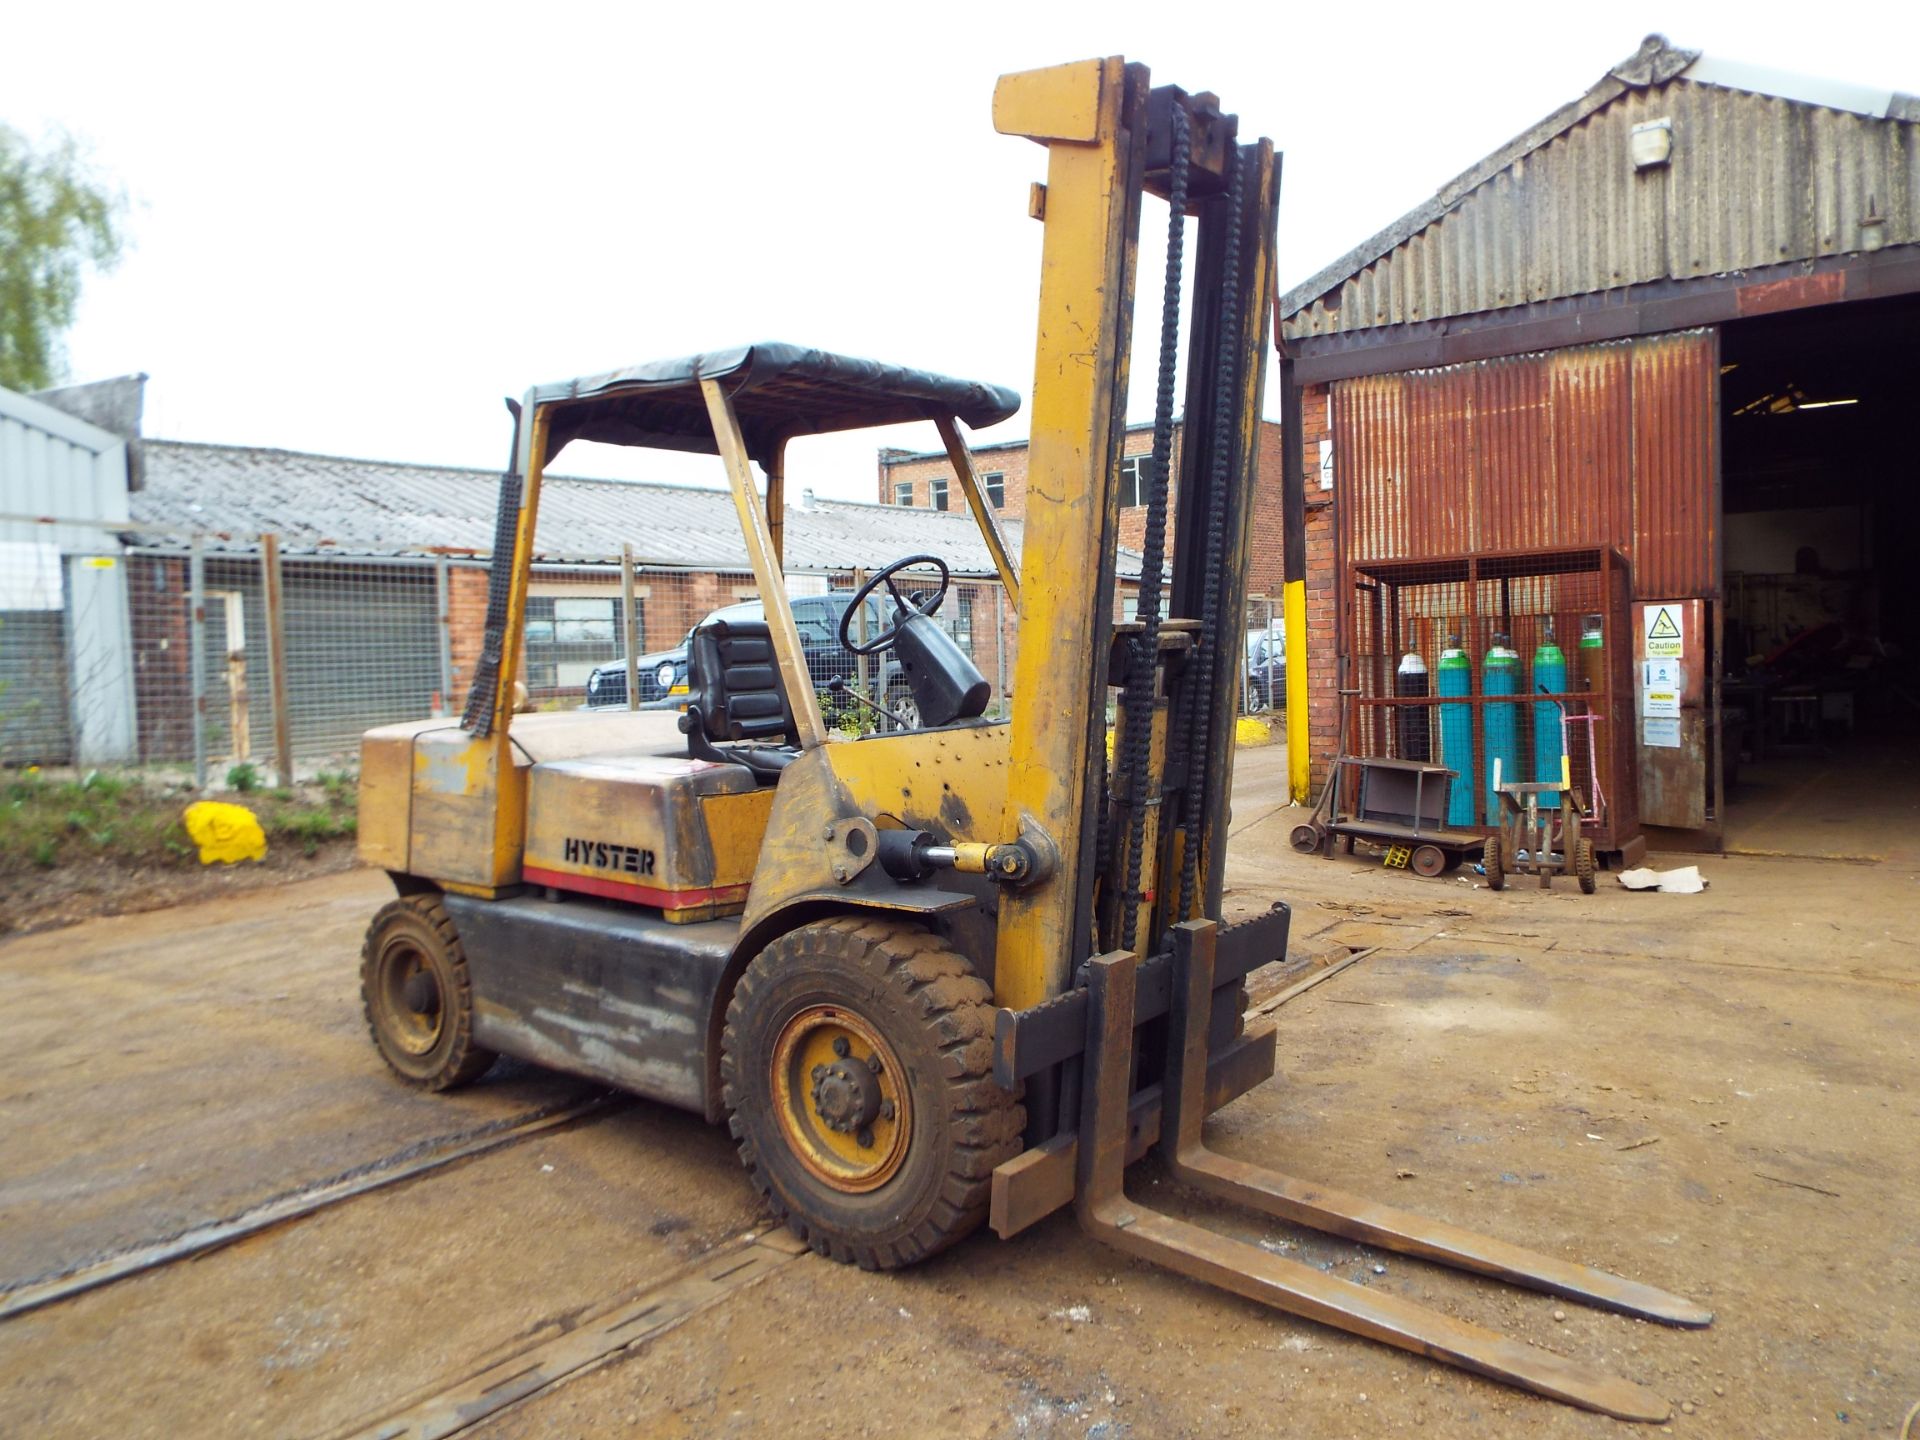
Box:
[532,343,1022,466]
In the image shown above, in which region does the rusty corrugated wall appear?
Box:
[1286,77,1919,341]
[1333,330,1717,599]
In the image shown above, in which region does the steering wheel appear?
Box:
[839,554,950,655]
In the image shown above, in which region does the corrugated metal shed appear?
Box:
[1280,35,1920,340]
[0,386,138,766]
[130,440,1140,577]
[0,386,131,548]
[1332,330,1718,600]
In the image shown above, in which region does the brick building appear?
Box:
[94,440,1126,765]
[1275,35,1920,851]
[878,418,1288,601]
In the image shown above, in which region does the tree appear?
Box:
[0,124,125,392]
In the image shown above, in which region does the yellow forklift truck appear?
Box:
[356,58,1708,1420]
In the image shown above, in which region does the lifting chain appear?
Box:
[1174,140,1248,925]
[1114,103,1191,955]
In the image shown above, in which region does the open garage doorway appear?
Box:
[1719,293,1920,862]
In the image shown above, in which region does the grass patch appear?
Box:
[0,768,359,877]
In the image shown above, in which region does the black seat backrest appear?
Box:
[682,619,797,773]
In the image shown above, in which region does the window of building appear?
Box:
[894,480,914,506]
[931,475,949,512]
[1118,454,1146,508]
[984,471,1006,508]
[523,594,633,691]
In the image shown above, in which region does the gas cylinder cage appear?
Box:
[1343,545,1638,853]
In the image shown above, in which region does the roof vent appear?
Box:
[1631,118,1673,170]
[1861,198,1886,253]
[796,486,818,511]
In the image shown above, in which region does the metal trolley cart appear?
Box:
[1293,753,1483,877]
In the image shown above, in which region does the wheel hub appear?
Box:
[809,1056,883,1134]
[402,969,439,1014]
[770,1006,911,1193]
[378,941,445,1056]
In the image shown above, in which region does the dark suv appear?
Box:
[583,591,911,718]
[1244,629,1286,710]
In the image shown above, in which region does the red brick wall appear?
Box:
[876,436,1036,521]
[446,564,490,707]
[446,565,755,706]
[127,555,193,761]
[1296,385,1338,789]
[878,420,1285,587]
[1247,419,1286,599]
[641,570,749,659]
[879,429,1162,536]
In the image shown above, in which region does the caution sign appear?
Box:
[1643,604,1684,660]
[1642,660,1681,718]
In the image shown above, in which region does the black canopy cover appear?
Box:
[532,343,1022,466]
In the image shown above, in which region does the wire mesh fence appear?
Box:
[0,516,1030,786]
[1240,595,1283,716]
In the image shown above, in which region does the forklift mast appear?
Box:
[994,59,1278,1011]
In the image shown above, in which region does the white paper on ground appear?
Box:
[1617,865,1706,894]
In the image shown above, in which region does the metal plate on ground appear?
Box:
[1315,920,1435,951]
[0,1094,620,1324]
[337,1231,806,1440]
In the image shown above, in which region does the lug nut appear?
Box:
[867,1055,883,1075]
[832,1036,850,1058]
[880,1100,895,1121]
[811,1064,825,1081]
[856,1127,875,1148]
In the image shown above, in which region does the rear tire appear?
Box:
[1575,837,1597,894]
[1482,835,1506,891]
[1289,822,1325,855]
[720,917,1023,1270]
[361,894,496,1090]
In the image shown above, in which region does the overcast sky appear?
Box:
[9,0,1917,501]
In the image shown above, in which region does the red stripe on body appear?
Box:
[522,865,748,910]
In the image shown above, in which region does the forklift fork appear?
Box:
[1073,921,1710,1423]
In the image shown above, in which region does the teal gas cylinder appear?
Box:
[1438,634,1473,825]
[1532,622,1567,810]
[1484,633,1520,814]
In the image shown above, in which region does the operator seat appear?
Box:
[677,617,798,782]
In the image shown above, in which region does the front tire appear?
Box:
[1483,834,1506,892]
[720,917,1023,1270]
[361,894,496,1090]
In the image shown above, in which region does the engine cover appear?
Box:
[523,754,771,922]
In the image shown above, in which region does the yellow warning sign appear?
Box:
[1643,604,1684,659]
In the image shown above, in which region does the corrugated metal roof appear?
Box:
[128,439,1140,577]
[1280,35,1920,339]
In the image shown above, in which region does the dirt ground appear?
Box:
[0,838,359,937]
[1,745,1915,1438]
